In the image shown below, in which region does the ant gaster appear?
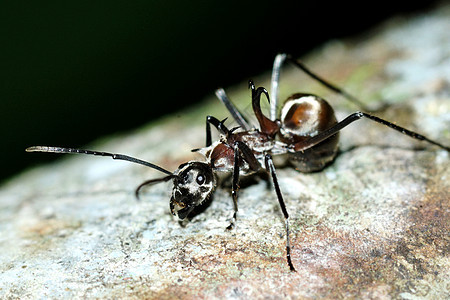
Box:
[26,54,450,272]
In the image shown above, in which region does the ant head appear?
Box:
[170,161,216,220]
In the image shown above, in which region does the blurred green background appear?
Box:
[0,1,437,182]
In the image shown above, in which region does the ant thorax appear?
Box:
[195,129,282,175]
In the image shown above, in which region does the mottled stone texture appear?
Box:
[1,5,449,300]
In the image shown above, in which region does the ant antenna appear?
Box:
[25,146,174,176]
[134,176,175,200]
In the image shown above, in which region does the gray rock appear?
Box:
[1,5,449,299]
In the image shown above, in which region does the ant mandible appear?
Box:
[26,54,450,272]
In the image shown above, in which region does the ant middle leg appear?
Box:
[264,154,296,272]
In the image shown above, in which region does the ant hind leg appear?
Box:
[292,111,450,152]
[273,53,387,112]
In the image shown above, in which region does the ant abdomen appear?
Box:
[279,94,340,172]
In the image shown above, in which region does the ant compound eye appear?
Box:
[196,174,205,185]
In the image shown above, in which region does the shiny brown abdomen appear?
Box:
[279,93,339,172]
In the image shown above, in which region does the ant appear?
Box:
[26,54,450,272]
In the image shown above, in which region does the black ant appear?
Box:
[26,54,450,272]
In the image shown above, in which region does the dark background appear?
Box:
[0,1,439,182]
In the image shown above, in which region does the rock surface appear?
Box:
[1,5,449,299]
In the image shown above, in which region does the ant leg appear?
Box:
[227,141,261,230]
[270,53,287,120]
[264,154,296,272]
[275,53,376,111]
[292,111,450,152]
[227,142,241,230]
[205,115,231,146]
[235,141,260,172]
[206,116,212,147]
[215,88,251,131]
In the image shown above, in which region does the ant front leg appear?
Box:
[205,115,230,147]
[264,154,296,272]
[215,88,251,131]
[292,111,450,152]
[227,141,260,230]
[227,142,241,230]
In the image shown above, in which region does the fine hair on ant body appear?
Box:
[27,53,450,272]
